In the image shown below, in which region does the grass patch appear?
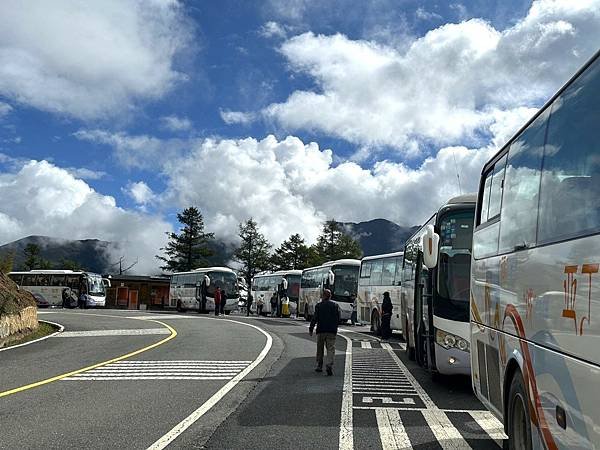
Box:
[2,322,59,349]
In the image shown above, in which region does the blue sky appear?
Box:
[0,0,598,272]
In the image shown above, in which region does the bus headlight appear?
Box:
[435,329,469,352]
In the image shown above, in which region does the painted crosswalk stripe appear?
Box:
[468,410,507,447]
[360,341,372,349]
[62,360,250,382]
[421,409,471,450]
[375,408,412,450]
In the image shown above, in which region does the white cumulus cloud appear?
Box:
[160,115,192,132]
[0,160,170,274]
[234,0,600,154]
[0,0,193,119]
[124,181,155,205]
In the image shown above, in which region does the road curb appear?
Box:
[0,319,65,353]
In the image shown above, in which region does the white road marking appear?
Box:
[361,341,372,349]
[338,333,354,450]
[55,328,171,337]
[421,409,471,450]
[376,408,412,450]
[63,360,251,381]
[115,360,252,364]
[63,376,233,381]
[364,397,416,405]
[468,410,507,447]
[0,319,64,353]
[146,318,273,450]
[381,342,406,351]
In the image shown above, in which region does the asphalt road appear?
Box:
[0,309,504,449]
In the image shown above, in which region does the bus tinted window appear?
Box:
[332,266,358,297]
[479,172,492,224]
[381,258,396,286]
[22,274,36,286]
[370,260,383,285]
[360,261,372,279]
[51,275,66,286]
[8,274,22,285]
[395,257,403,285]
[498,111,547,252]
[488,155,507,220]
[538,57,600,243]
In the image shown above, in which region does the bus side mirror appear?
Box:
[205,277,211,287]
[422,224,440,269]
[328,270,335,286]
[102,278,111,288]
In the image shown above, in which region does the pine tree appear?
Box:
[23,243,41,270]
[312,219,362,263]
[270,233,311,270]
[156,207,214,272]
[234,218,272,285]
[0,251,15,274]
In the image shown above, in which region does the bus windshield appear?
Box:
[437,210,474,303]
[207,271,238,297]
[332,266,359,299]
[87,275,106,296]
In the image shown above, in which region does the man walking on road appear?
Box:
[309,289,340,376]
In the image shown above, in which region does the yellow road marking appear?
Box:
[0,319,177,399]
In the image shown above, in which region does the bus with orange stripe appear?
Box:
[470,49,600,449]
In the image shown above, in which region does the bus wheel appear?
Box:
[507,371,532,450]
[405,319,415,361]
[304,306,310,322]
[371,310,381,336]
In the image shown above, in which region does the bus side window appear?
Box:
[394,257,403,286]
[370,260,383,286]
[538,56,600,244]
[381,258,396,286]
[51,275,66,286]
[9,274,22,285]
[498,111,547,253]
[474,157,506,259]
[22,274,36,286]
[360,261,372,286]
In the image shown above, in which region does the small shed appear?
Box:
[104,275,170,310]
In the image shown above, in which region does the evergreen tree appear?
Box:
[23,243,41,270]
[270,233,311,270]
[156,207,214,272]
[234,218,272,285]
[0,251,15,274]
[60,258,82,271]
[312,219,362,263]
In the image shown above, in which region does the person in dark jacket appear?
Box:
[309,289,340,376]
[381,291,393,340]
[214,287,221,316]
[246,293,253,316]
[220,290,227,315]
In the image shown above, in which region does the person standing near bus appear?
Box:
[270,292,278,317]
[246,292,253,316]
[381,291,393,340]
[257,294,264,315]
[309,289,340,376]
[214,286,221,316]
[220,289,227,315]
[350,295,358,326]
[200,274,209,313]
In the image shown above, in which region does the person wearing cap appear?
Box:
[309,289,340,376]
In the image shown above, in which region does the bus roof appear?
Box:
[303,259,362,272]
[171,267,236,276]
[361,251,404,262]
[445,193,476,205]
[254,270,303,278]
[9,270,93,275]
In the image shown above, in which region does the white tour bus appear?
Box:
[8,270,109,308]
[357,252,404,334]
[402,194,475,378]
[250,270,302,315]
[299,259,361,322]
[169,267,239,314]
[471,50,600,449]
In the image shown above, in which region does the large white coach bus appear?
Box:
[169,267,239,314]
[8,270,109,308]
[357,252,404,335]
[471,50,600,449]
[299,259,360,322]
[250,270,302,315]
[402,194,475,378]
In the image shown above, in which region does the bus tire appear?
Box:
[506,370,532,450]
[371,310,381,336]
[405,319,415,361]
